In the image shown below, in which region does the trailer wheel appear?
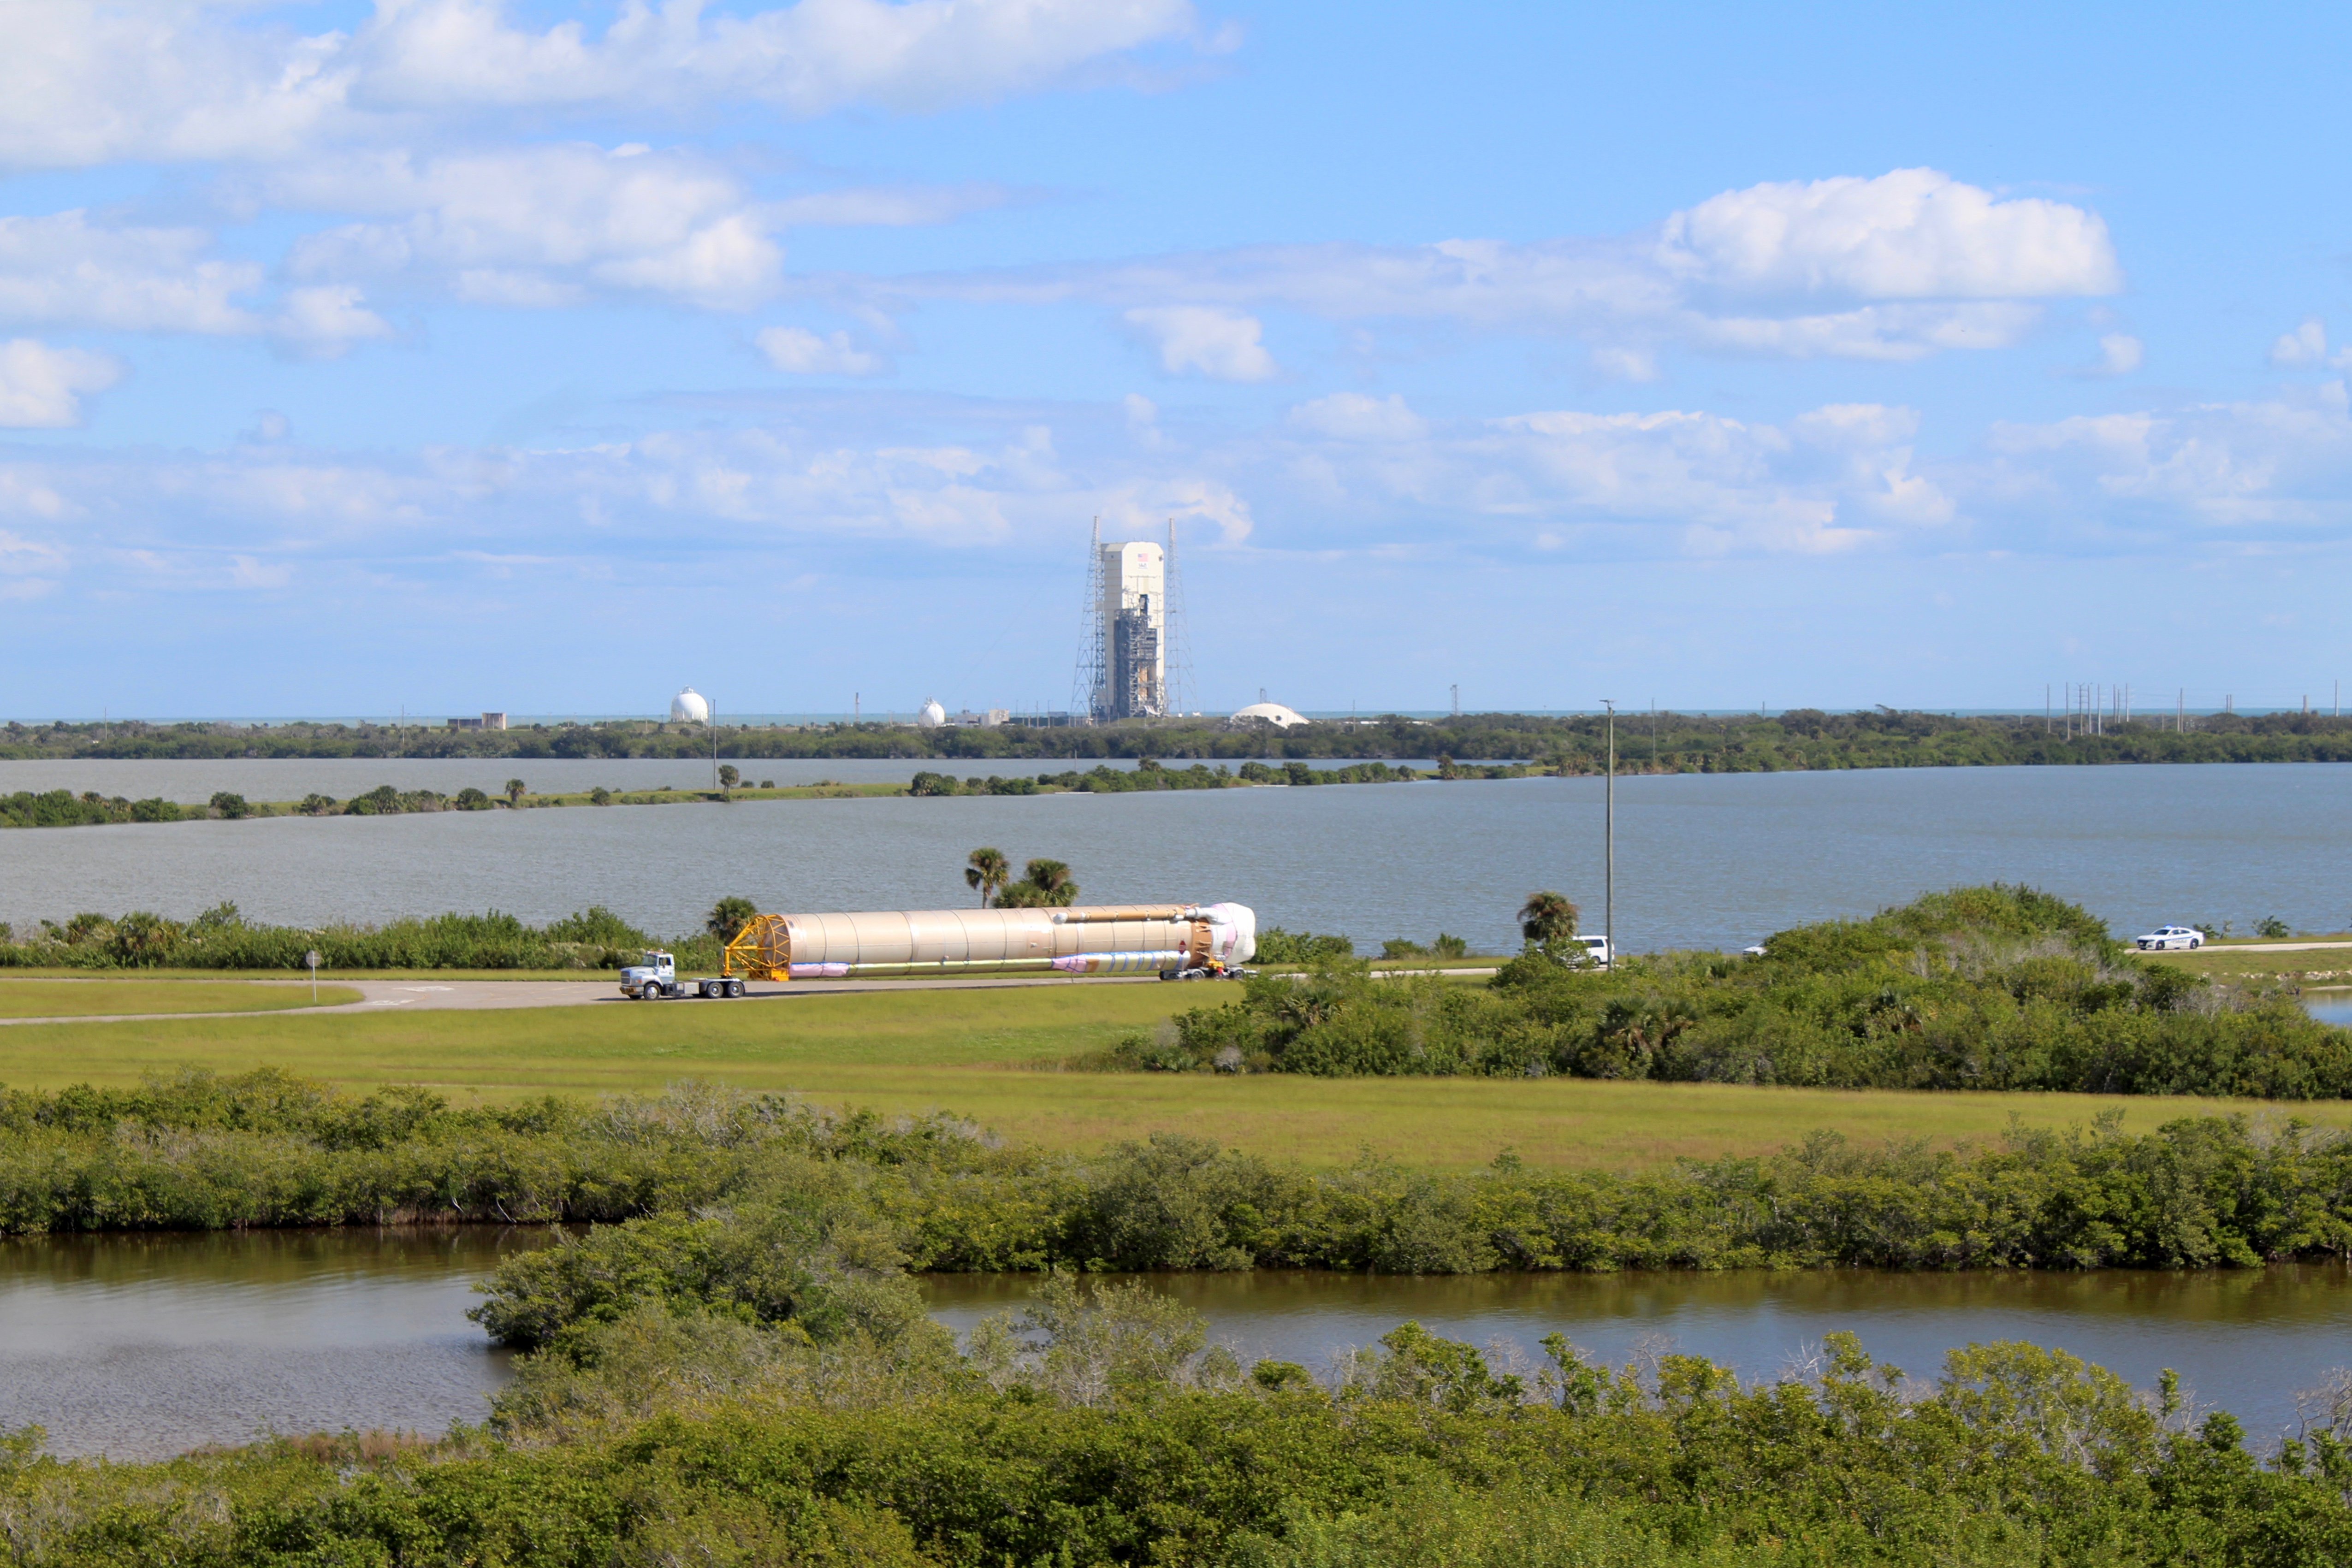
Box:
[727,980,745,998]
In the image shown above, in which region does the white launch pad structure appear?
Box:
[1077,519,1188,721]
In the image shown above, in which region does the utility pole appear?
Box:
[2044,684,2050,734]
[1601,698,1616,973]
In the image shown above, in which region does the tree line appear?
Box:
[20,707,2352,769]
[6,1070,2352,1273]
[1120,886,2352,1099]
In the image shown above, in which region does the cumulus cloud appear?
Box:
[1985,381,2352,532]
[0,0,1199,170]
[273,286,396,357]
[0,212,263,333]
[1125,306,1278,381]
[1656,168,2120,299]
[283,145,785,309]
[2271,317,2328,367]
[0,340,124,428]
[757,325,889,375]
[889,169,2121,366]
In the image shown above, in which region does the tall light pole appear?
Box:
[1601,698,1615,971]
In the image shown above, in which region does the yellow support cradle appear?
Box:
[722,914,791,981]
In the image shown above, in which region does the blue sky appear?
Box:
[2,0,2348,718]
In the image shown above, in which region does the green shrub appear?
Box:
[1154,887,2352,1098]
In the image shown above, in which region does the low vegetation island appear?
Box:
[12,705,2352,772]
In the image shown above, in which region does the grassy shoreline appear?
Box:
[3,988,2349,1170]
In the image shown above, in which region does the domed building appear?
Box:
[670,687,710,725]
[916,698,948,728]
[1231,700,1309,729]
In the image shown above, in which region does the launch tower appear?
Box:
[1075,519,1185,722]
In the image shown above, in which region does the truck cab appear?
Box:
[620,950,745,1000]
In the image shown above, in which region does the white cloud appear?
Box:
[0,211,262,333]
[1656,168,2121,299]
[1685,302,2043,361]
[273,286,395,357]
[1125,306,1277,381]
[0,0,1199,171]
[283,145,784,309]
[1985,381,2352,531]
[2271,317,2328,366]
[2088,332,2144,376]
[351,0,1197,116]
[757,325,888,375]
[767,184,1007,228]
[0,340,125,428]
[1289,392,1427,441]
[897,170,2120,367]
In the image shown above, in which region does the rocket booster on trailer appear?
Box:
[722,902,1256,982]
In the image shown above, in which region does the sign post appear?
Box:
[304,948,320,1003]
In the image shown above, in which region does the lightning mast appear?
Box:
[1073,516,1107,722]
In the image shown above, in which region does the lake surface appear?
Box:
[0,1228,538,1459]
[3,762,2349,955]
[6,1231,2347,1458]
[928,1268,2352,1440]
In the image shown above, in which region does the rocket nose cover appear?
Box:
[1198,902,1256,964]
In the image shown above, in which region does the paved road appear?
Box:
[0,971,1170,1026]
[0,964,1496,1027]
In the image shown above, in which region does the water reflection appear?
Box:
[8,1229,2349,1459]
[924,1265,2352,1441]
[0,1227,553,1460]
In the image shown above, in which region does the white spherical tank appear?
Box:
[917,698,947,728]
[670,687,711,724]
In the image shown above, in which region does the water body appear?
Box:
[3,763,2349,955]
[0,1228,540,1459]
[924,1267,2352,1443]
[6,1231,2346,1458]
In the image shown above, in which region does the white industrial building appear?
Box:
[1079,522,1177,722]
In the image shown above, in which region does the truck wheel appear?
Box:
[727,980,744,998]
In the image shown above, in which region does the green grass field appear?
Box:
[0,979,364,1018]
[3,980,2344,1170]
[2145,944,2352,985]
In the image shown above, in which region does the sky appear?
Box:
[1,0,2349,719]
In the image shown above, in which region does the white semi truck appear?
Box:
[618,952,746,1000]
[620,901,1258,1000]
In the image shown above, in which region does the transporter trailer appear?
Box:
[618,901,1260,1000]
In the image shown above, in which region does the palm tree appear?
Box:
[706,896,758,943]
[504,778,527,806]
[1023,858,1078,907]
[964,847,1011,908]
[1518,891,1579,949]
